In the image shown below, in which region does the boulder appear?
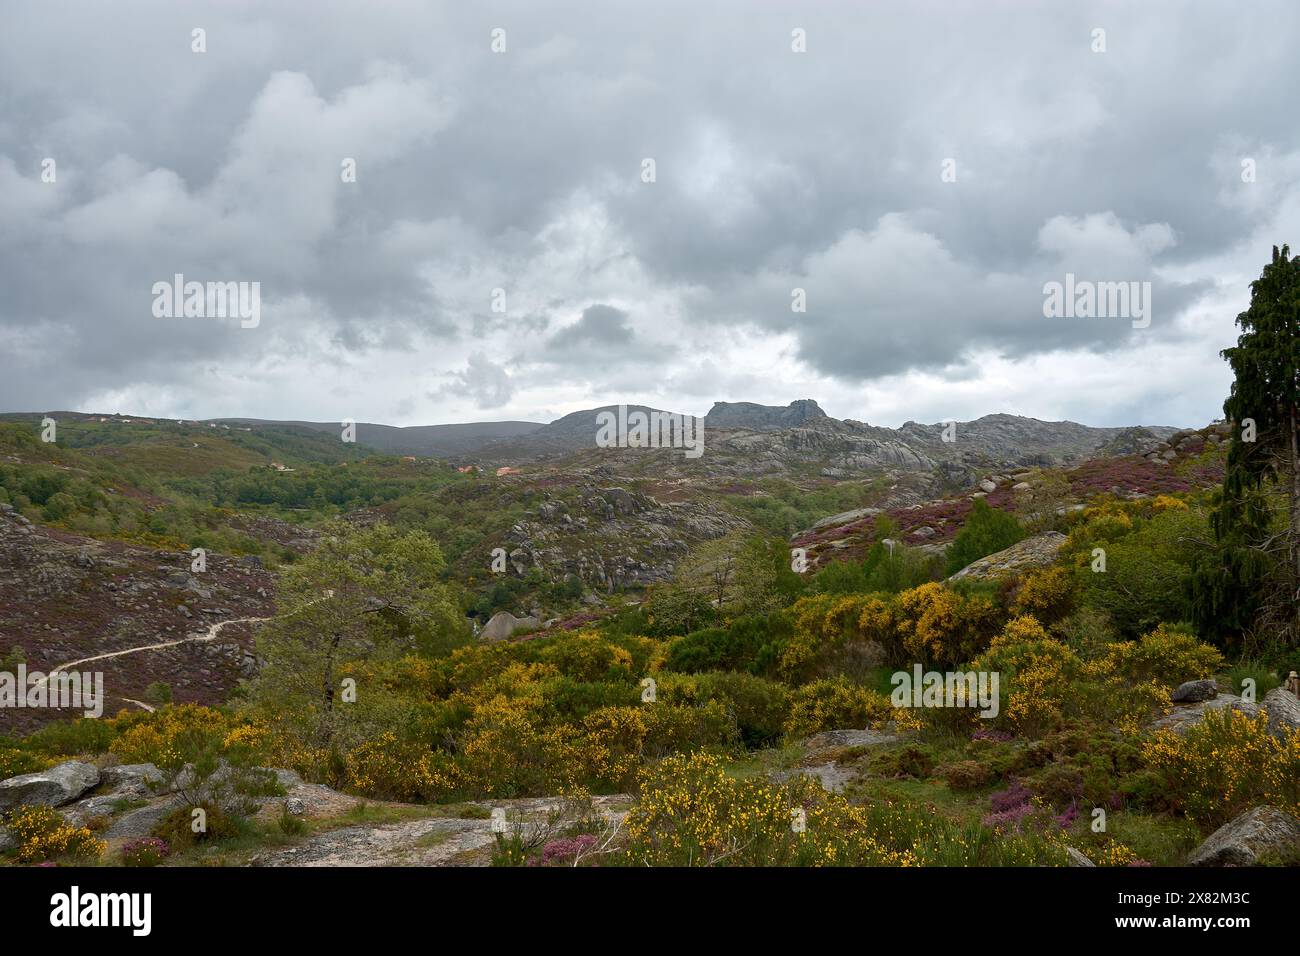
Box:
[1171,679,1218,703]
[808,507,881,532]
[1150,694,1259,735]
[979,479,998,493]
[0,761,100,811]
[480,611,541,642]
[104,797,185,840]
[1261,688,1300,738]
[1066,846,1096,867]
[100,763,165,798]
[946,532,1068,582]
[63,794,132,828]
[1187,806,1300,866]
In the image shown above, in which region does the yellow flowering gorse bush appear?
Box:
[4,804,105,864]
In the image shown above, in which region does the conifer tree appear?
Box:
[1191,245,1300,647]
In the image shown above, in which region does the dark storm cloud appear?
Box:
[0,0,1297,422]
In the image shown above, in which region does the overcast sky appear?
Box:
[2,0,1298,429]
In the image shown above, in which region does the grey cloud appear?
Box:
[0,0,1297,426]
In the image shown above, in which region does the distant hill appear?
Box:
[1,405,1182,476]
[208,418,545,457]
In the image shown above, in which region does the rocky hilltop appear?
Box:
[703,399,828,431]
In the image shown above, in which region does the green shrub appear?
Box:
[937,760,994,790]
[945,500,1026,576]
[664,671,789,747]
[1071,506,1206,636]
[150,801,241,850]
[1102,623,1224,688]
[664,614,783,674]
[784,678,892,740]
[868,744,936,780]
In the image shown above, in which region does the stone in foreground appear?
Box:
[0,761,100,811]
[1187,806,1300,866]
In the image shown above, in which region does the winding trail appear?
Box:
[31,593,330,709]
[42,614,271,676]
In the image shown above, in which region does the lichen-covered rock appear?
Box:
[945,532,1068,582]
[1171,679,1218,703]
[0,760,100,810]
[480,611,541,642]
[103,797,185,840]
[1260,688,1300,738]
[100,763,164,797]
[1066,846,1096,867]
[1187,806,1300,866]
[1150,694,1259,735]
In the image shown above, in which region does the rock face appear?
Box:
[1172,679,1219,703]
[946,532,1068,582]
[1261,688,1300,738]
[1187,806,1300,866]
[0,760,100,810]
[1150,694,1259,735]
[504,485,751,592]
[480,611,541,642]
[809,507,882,531]
[251,794,630,867]
[704,399,828,431]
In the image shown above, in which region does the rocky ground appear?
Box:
[0,758,631,868]
[0,505,276,733]
[5,684,1296,867]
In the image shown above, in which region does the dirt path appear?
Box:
[38,614,270,680]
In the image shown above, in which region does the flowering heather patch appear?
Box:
[1064,456,1201,496]
[971,727,1015,743]
[121,837,170,867]
[550,610,606,632]
[1053,803,1080,829]
[989,781,1033,814]
[982,801,1035,833]
[534,833,598,866]
[794,485,1029,570]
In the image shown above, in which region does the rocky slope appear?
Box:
[500,482,752,594]
[0,505,281,733]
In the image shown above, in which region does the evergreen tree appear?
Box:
[1191,244,1300,648]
